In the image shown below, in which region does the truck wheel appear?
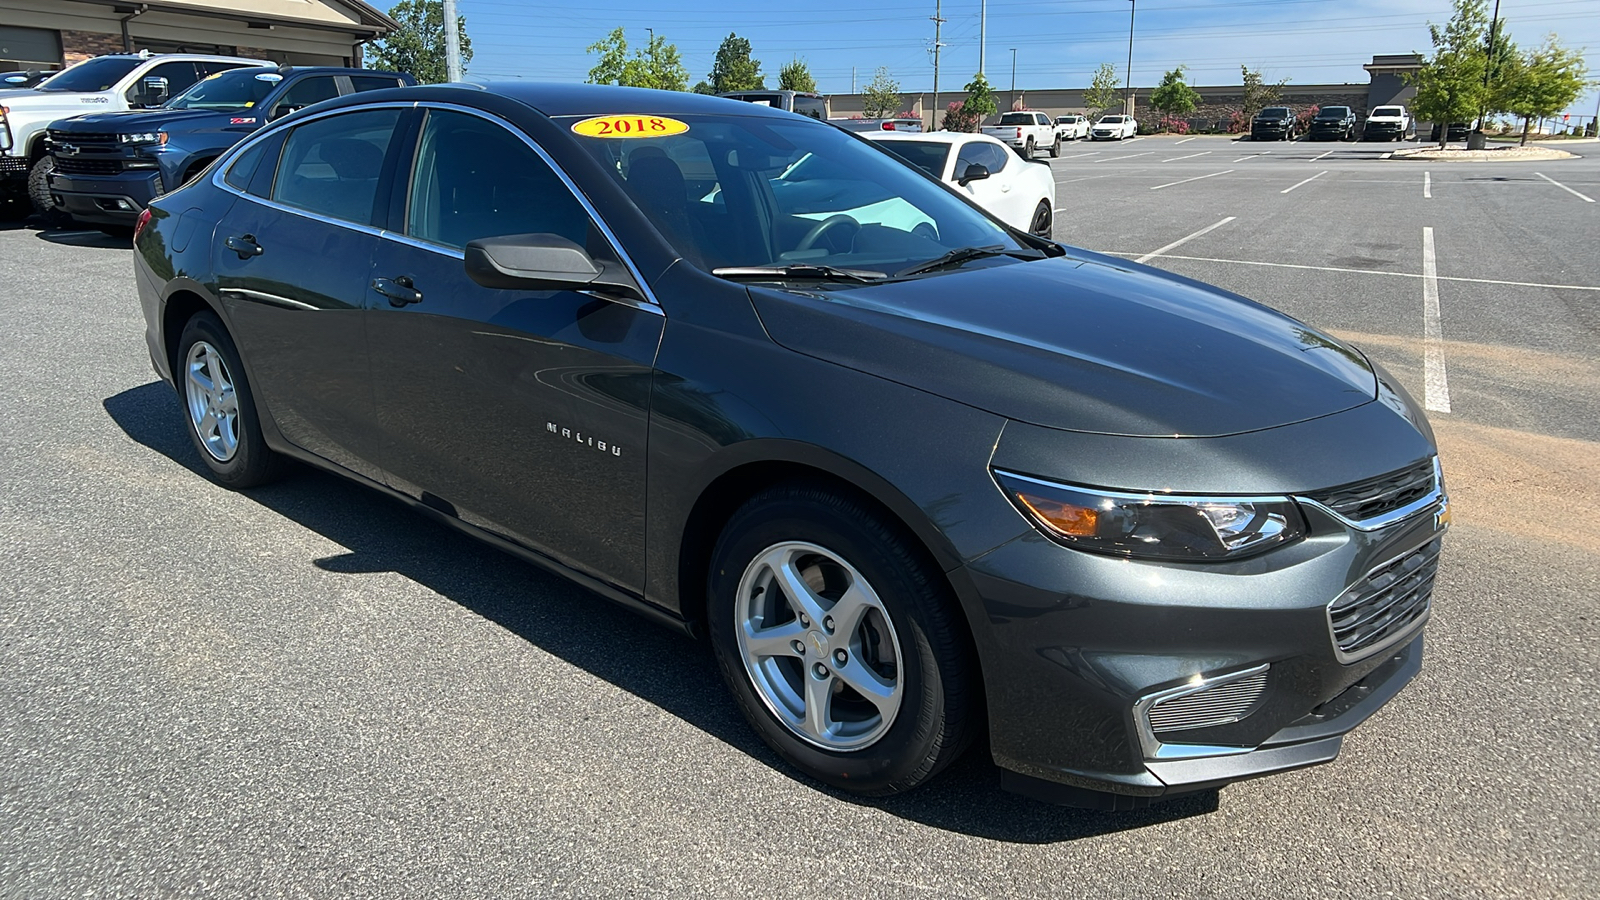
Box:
[1023,136,1035,158]
[26,157,73,228]
[1050,135,1061,158]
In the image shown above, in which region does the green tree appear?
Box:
[586,27,690,92]
[778,58,817,93]
[1408,0,1491,147]
[366,0,472,84]
[691,80,716,95]
[1082,63,1121,120]
[1240,65,1283,120]
[860,67,901,118]
[1496,35,1592,145]
[963,72,998,121]
[710,33,763,93]
[1149,66,1200,130]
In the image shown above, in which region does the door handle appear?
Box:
[225,234,263,259]
[372,275,423,307]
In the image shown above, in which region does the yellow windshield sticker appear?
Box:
[571,115,689,139]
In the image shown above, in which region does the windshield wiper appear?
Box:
[893,244,1043,278]
[712,264,888,284]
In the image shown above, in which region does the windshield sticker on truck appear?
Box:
[255,73,283,83]
[571,115,689,139]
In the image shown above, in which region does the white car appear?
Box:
[867,132,1056,236]
[1091,115,1138,141]
[1055,114,1090,141]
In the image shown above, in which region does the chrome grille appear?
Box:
[1147,669,1270,734]
[1328,538,1440,660]
[54,158,123,176]
[1305,458,1437,524]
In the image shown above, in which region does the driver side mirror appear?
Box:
[464,233,641,298]
[958,163,990,186]
[133,75,169,107]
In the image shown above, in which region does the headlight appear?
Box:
[119,132,165,144]
[995,471,1306,561]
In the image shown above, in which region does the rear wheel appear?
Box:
[1023,136,1035,158]
[26,156,72,228]
[176,311,284,489]
[1029,200,1052,237]
[707,483,977,796]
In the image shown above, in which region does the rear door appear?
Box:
[364,106,664,594]
[212,106,405,480]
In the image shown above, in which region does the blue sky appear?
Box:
[456,0,1599,118]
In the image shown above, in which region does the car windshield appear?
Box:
[1318,107,1350,118]
[166,68,280,110]
[35,57,142,92]
[565,112,1023,277]
[1371,107,1402,116]
[1099,116,1124,124]
[871,140,951,178]
[1260,107,1290,117]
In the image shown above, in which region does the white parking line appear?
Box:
[1161,151,1213,162]
[1093,152,1153,163]
[1310,149,1334,162]
[1150,169,1234,190]
[1421,227,1451,413]
[1135,217,1237,263]
[1424,171,1431,199]
[1281,170,1329,194]
[1174,137,1197,145]
[1535,171,1596,202]
[1054,173,1118,185]
[1232,151,1272,162]
[1095,252,1600,292]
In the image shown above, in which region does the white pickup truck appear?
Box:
[1,51,268,217]
[1362,105,1415,142]
[981,111,1060,158]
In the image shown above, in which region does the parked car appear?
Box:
[0,51,270,219]
[44,65,412,228]
[1428,122,1471,143]
[1363,105,1414,141]
[134,83,1448,810]
[1090,114,1137,140]
[1250,106,1297,141]
[1308,106,1358,141]
[719,89,827,120]
[1054,114,1089,141]
[867,131,1055,236]
[830,117,922,133]
[982,111,1059,157]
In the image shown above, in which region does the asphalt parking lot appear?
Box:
[3,135,1598,898]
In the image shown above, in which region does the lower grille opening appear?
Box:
[1147,668,1270,735]
[1328,538,1441,660]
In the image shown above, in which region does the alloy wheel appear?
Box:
[185,340,241,462]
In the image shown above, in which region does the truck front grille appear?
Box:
[55,158,123,176]
[1328,538,1440,660]
[49,129,120,145]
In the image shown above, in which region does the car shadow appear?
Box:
[102,380,1220,842]
[35,226,132,249]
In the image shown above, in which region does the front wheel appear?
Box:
[707,483,977,796]
[1050,135,1061,158]
[176,312,284,489]
[26,157,72,228]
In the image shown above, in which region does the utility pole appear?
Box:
[930,0,945,130]
[1009,48,1017,112]
[442,0,463,83]
[852,66,856,94]
[1125,0,1136,116]
[979,0,987,77]
[1470,0,1502,148]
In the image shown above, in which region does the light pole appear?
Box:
[1470,0,1502,148]
[1009,48,1017,112]
[442,0,463,82]
[1125,0,1136,116]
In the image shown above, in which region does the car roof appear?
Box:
[448,82,798,120]
[225,65,406,77]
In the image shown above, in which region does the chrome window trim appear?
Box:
[994,469,1296,508]
[1132,664,1271,761]
[1294,457,1446,533]
[206,99,665,315]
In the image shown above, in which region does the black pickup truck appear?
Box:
[44,65,411,227]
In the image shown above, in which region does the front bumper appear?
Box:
[1308,125,1349,140]
[48,169,162,224]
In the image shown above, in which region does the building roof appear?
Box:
[58,0,401,36]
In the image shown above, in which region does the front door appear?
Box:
[213,106,403,480]
[366,108,664,595]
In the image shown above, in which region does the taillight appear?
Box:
[133,208,152,242]
[1015,128,1022,138]
[882,121,894,130]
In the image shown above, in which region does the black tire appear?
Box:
[26,156,73,228]
[707,482,977,796]
[175,311,284,489]
[1029,200,1052,237]
[1023,136,1035,158]
[1050,135,1061,158]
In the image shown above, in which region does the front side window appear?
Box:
[271,76,340,119]
[130,61,200,105]
[568,112,1020,274]
[271,108,399,225]
[406,109,592,250]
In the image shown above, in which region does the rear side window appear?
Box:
[405,109,592,250]
[350,75,402,93]
[224,138,269,191]
[271,108,400,225]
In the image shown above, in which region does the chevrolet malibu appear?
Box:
[133,83,1448,809]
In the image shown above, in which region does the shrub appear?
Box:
[1296,105,1319,133]
[942,100,980,133]
[1226,110,1247,134]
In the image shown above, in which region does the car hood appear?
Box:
[747,252,1377,438]
[50,108,257,132]
[0,90,123,116]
